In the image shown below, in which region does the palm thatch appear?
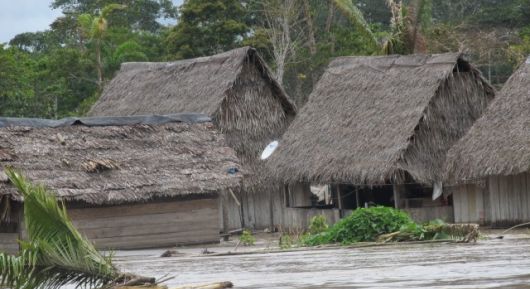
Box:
[88,47,295,191]
[89,47,295,157]
[0,114,241,205]
[445,59,530,182]
[268,53,494,185]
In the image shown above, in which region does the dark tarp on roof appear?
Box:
[0,113,211,128]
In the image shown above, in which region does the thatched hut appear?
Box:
[267,53,494,226]
[0,114,241,253]
[445,59,530,227]
[89,46,296,231]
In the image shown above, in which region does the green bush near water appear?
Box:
[308,215,329,235]
[240,229,256,246]
[301,207,414,246]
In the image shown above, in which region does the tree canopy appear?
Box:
[0,0,527,117]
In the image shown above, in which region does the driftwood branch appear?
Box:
[114,281,233,289]
[171,281,233,289]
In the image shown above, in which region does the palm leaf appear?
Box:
[332,0,379,50]
[0,169,118,289]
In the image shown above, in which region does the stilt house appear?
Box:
[89,47,296,231]
[0,114,241,253]
[445,58,530,227]
[267,53,494,227]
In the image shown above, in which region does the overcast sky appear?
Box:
[0,0,183,43]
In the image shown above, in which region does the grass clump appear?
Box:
[279,234,293,249]
[308,215,328,235]
[240,229,256,246]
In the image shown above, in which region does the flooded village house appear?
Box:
[445,58,530,227]
[0,114,241,253]
[89,47,296,232]
[267,53,495,227]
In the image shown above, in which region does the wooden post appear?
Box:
[219,194,225,233]
[337,185,343,209]
[393,184,401,209]
[229,189,245,228]
[337,185,344,218]
[355,187,360,209]
[284,185,290,207]
[269,189,274,231]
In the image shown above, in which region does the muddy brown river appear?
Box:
[112,234,530,289]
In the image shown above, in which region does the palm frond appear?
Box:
[0,168,118,289]
[332,0,379,50]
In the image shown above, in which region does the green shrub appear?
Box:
[302,206,414,246]
[279,234,293,249]
[308,215,328,235]
[240,229,256,246]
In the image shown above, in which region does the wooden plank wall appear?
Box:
[278,208,342,231]
[488,173,530,227]
[221,187,286,231]
[0,233,19,254]
[452,184,486,224]
[219,192,243,231]
[404,206,454,223]
[250,189,274,229]
[67,198,220,250]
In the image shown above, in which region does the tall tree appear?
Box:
[78,4,126,88]
[165,0,249,59]
[0,46,33,116]
[332,0,379,50]
[52,0,177,32]
[383,0,432,54]
[258,0,304,84]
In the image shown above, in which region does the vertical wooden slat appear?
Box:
[393,184,400,209]
[452,186,462,223]
[513,174,522,221]
[500,175,509,223]
[483,178,491,224]
[474,185,484,224]
[489,176,499,224]
[337,186,343,210]
[508,175,516,222]
[526,173,530,220]
[355,187,360,209]
[468,185,477,222]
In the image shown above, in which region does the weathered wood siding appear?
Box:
[0,203,23,254]
[488,173,530,227]
[288,183,313,207]
[220,192,243,231]
[220,188,285,231]
[452,173,530,227]
[67,198,219,250]
[0,233,19,254]
[278,208,343,231]
[404,206,454,223]
[452,184,486,224]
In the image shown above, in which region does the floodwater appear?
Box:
[112,233,530,289]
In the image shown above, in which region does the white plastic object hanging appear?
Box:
[260,141,279,160]
[432,182,443,200]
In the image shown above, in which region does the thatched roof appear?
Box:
[0,114,241,205]
[445,59,530,181]
[268,53,494,185]
[89,46,295,119]
[88,46,295,157]
[88,46,296,191]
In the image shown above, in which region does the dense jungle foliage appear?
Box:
[2,0,530,118]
